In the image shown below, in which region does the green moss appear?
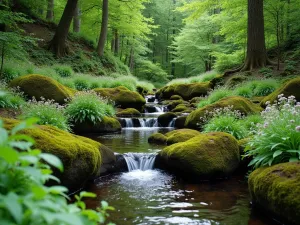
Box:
[3,117,102,189]
[116,108,141,117]
[225,75,247,88]
[185,96,263,130]
[94,86,146,109]
[190,97,203,104]
[248,162,300,224]
[148,133,167,145]
[167,100,186,111]
[72,116,121,134]
[261,77,300,106]
[171,104,189,113]
[165,129,201,145]
[158,112,177,127]
[159,132,240,179]
[157,82,212,100]
[9,74,75,104]
[170,95,183,100]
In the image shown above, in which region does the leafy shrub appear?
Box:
[213,50,243,72]
[137,81,155,92]
[21,97,70,131]
[259,67,273,77]
[2,66,20,82]
[0,117,114,225]
[0,83,25,108]
[66,91,115,124]
[241,114,263,131]
[234,85,252,98]
[198,87,233,108]
[245,95,300,168]
[74,77,89,91]
[54,64,74,77]
[135,60,169,84]
[167,71,218,86]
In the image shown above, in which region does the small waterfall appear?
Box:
[123,153,157,171]
[154,106,163,112]
[138,118,146,127]
[145,118,158,127]
[168,118,176,127]
[124,118,134,128]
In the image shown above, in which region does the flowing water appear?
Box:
[84,96,279,225]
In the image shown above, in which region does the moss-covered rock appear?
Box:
[225,75,247,88]
[9,74,75,104]
[157,132,240,179]
[136,85,148,96]
[170,95,183,100]
[2,118,112,191]
[166,100,185,111]
[190,97,203,104]
[175,116,187,129]
[261,77,300,106]
[171,104,189,113]
[165,129,201,145]
[94,86,146,110]
[72,116,121,134]
[185,96,263,130]
[156,82,212,101]
[116,108,141,117]
[248,162,300,225]
[148,133,167,145]
[158,112,177,127]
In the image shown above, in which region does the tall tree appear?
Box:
[49,0,78,57]
[73,2,81,33]
[242,0,270,71]
[46,0,54,21]
[97,0,108,57]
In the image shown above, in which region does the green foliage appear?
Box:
[241,114,263,131]
[135,60,169,84]
[259,67,273,78]
[21,98,70,132]
[167,71,218,86]
[198,87,233,108]
[213,50,244,72]
[136,81,155,92]
[53,64,74,78]
[245,95,300,168]
[0,82,25,109]
[66,91,116,124]
[74,77,90,91]
[0,117,114,225]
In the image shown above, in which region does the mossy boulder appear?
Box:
[225,75,247,88]
[190,97,203,104]
[148,133,167,145]
[261,77,300,106]
[3,118,113,191]
[170,95,183,100]
[166,100,186,111]
[158,112,177,127]
[94,86,146,110]
[165,129,201,145]
[248,162,300,225]
[9,74,75,104]
[171,104,189,113]
[175,116,187,128]
[157,132,240,179]
[156,82,212,101]
[72,116,121,134]
[185,96,263,130]
[116,108,141,117]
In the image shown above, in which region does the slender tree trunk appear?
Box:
[46,0,54,21]
[111,36,115,52]
[276,11,280,71]
[171,0,176,76]
[242,0,270,71]
[286,0,291,38]
[0,42,4,77]
[73,2,81,33]
[129,48,134,71]
[96,0,108,57]
[114,29,119,55]
[48,0,78,57]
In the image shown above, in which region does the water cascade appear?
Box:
[123,153,157,171]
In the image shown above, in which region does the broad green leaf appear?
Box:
[40,153,63,172]
[0,128,8,145]
[3,192,22,224]
[54,214,84,225]
[80,191,96,198]
[0,147,19,163]
[273,150,283,158]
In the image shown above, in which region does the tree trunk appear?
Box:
[114,29,119,55]
[96,0,109,57]
[129,48,134,71]
[73,2,81,33]
[171,0,176,76]
[46,0,54,21]
[48,0,78,57]
[242,0,270,71]
[111,35,115,53]
[0,42,5,78]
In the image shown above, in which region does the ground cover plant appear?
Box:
[0,82,25,109]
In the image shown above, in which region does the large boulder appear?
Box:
[175,116,187,128]
[261,77,300,106]
[248,162,300,225]
[116,108,141,117]
[185,96,263,130]
[156,82,212,101]
[72,116,121,134]
[94,86,146,110]
[165,129,201,145]
[9,74,75,104]
[3,118,115,192]
[148,133,168,145]
[158,112,177,127]
[156,132,240,179]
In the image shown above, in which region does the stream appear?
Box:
[84,96,279,225]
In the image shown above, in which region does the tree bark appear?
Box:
[0,42,5,77]
[114,29,119,55]
[73,2,81,33]
[242,0,270,71]
[46,0,54,21]
[96,0,109,57]
[171,0,176,76]
[48,0,78,57]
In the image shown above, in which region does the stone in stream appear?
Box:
[156,132,240,180]
[248,162,300,225]
[116,108,141,117]
[158,112,177,127]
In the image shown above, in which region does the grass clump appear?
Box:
[21,97,70,131]
[73,77,90,91]
[66,91,115,124]
[167,71,218,86]
[198,87,234,108]
[245,95,300,168]
[53,64,74,77]
[0,82,25,109]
